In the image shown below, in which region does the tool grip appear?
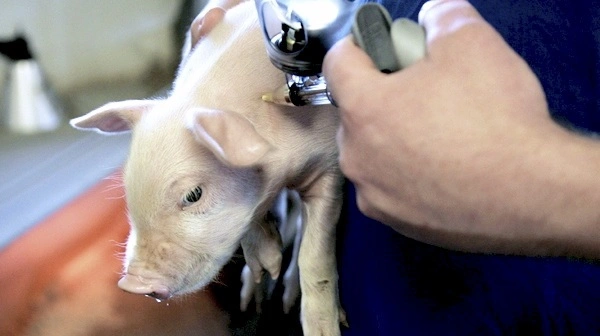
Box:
[352,4,426,73]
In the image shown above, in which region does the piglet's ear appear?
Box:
[187,109,272,168]
[70,99,158,134]
[191,7,227,46]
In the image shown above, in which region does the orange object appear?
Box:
[0,172,230,335]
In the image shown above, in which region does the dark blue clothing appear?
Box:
[338,1,600,335]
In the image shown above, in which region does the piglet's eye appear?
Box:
[182,186,202,207]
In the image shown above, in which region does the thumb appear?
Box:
[418,0,492,57]
[418,0,485,36]
[323,36,383,108]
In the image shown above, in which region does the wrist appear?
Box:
[422,118,600,257]
[547,127,600,257]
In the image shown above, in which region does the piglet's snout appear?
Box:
[118,273,172,301]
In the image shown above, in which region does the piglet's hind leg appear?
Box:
[297,173,344,336]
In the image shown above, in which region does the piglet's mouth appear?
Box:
[118,273,172,302]
[145,291,171,302]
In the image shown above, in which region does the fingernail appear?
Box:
[418,0,447,24]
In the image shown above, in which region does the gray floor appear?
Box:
[0,80,163,249]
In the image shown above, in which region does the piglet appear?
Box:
[240,189,303,315]
[70,2,344,335]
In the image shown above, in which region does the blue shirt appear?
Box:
[338,1,600,335]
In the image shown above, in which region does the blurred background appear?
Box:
[0,0,204,249]
[0,0,207,95]
[0,0,291,335]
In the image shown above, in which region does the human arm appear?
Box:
[323,0,600,257]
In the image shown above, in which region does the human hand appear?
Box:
[323,0,582,254]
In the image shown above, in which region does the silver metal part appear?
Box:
[256,1,426,107]
[286,74,330,106]
[255,0,363,76]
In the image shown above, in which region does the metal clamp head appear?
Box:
[255,0,363,76]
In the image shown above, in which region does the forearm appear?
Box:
[394,121,600,257]
[483,123,600,257]
[533,127,600,257]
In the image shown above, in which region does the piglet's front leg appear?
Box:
[298,172,345,336]
[240,213,283,284]
[239,206,283,313]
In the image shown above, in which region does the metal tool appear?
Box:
[255,1,427,106]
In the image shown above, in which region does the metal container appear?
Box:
[1,36,62,134]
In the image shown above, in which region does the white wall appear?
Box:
[0,0,184,95]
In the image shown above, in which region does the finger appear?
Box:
[323,36,382,109]
[418,0,485,37]
[335,126,352,179]
[418,0,492,54]
[418,0,513,71]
